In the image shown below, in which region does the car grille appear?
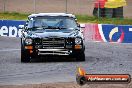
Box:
[42,38,65,49]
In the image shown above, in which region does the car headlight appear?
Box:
[75,38,82,44]
[25,38,32,45]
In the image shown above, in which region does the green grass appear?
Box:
[0,12,29,20]
[76,15,132,25]
[0,12,132,25]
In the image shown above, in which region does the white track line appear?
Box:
[0,49,20,52]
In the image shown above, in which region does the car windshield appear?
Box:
[27,16,78,30]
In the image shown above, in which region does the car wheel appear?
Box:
[21,49,31,63]
[21,38,31,63]
[21,46,31,63]
[76,52,85,61]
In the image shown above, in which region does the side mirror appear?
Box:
[80,24,85,28]
[18,25,24,29]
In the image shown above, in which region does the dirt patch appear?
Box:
[0,82,132,88]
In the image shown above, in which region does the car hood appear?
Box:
[26,29,80,38]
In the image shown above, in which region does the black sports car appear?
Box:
[20,13,85,62]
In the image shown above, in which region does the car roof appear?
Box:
[28,13,76,19]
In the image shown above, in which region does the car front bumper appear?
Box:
[37,49,72,56]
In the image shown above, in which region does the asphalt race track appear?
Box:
[0,37,132,85]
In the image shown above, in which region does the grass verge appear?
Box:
[0,12,29,20]
[0,12,132,25]
[76,15,132,25]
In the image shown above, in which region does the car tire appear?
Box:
[76,52,85,61]
[21,44,31,63]
[21,50,31,63]
[21,38,31,63]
